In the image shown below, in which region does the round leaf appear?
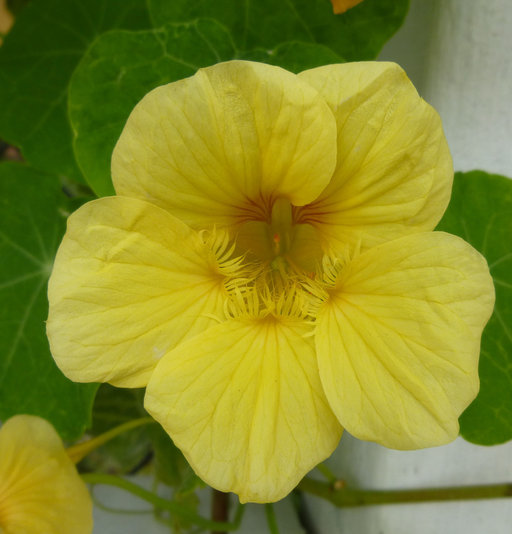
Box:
[437,170,512,445]
[0,162,97,440]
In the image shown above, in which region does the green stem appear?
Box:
[82,473,245,531]
[264,503,280,534]
[291,490,318,534]
[67,417,155,463]
[298,477,512,507]
[315,463,338,484]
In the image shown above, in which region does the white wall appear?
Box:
[381,0,512,176]
[309,1,512,533]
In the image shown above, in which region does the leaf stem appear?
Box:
[67,417,155,463]
[298,477,512,507]
[315,462,338,483]
[82,473,245,531]
[265,503,280,534]
[291,489,318,534]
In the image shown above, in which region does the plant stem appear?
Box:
[298,477,512,507]
[211,489,229,534]
[264,503,280,534]
[82,473,245,531]
[291,489,318,534]
[315,463,338,484]
[67,417,155,463]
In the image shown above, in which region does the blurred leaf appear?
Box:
[80,384,152,474]
[68,19,236,196]
[241,41,344,73]
[6,0,30,16]
[0,162,97,440]
[68,0,408,196]
[91,384,146,432]
[148,0,409,61]
[82,384,202,485]
[437,170,512,445]
[149,424,202,492]
[149,424,203,532]
[69,20,349,196]
[0,0,151,181]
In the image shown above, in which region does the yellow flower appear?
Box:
[330,0,365,15]
[0,0,14,45]
[47,61,494,503]
[0,415,92,533]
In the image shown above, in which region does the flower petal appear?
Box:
[145,318,342,503]
[315,232,494,449]
[297,62,453,252]
[112,60,337,229]
[47,197,230,388]
[0,415,92,533]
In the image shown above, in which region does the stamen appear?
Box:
[316,239,362,292]
[201,227,248,276]
[225,269,321,322]
[201,221,334,323]
[320,254,343,287]
[200,227,262,297]
[224,286,261,319]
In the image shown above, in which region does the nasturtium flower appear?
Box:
[47,61,494,503]
[0,415,92,533]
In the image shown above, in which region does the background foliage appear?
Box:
[437,171,512,445]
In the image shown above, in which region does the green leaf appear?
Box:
[6,0,30,17]
[0,162,97,440]
[80,384,202,500]
[80,384,152,474]
[437,170,512,445]
[148,424,202,492]
[68,21,344,197]
[68,19,236,196]
[241,41,344,73]
[0,0,151,182]
[148,424,203,531]
[148,0,409,61]
[68,2,406,196]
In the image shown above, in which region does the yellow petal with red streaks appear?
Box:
[112,60,337,229]
[298,62,453,253]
